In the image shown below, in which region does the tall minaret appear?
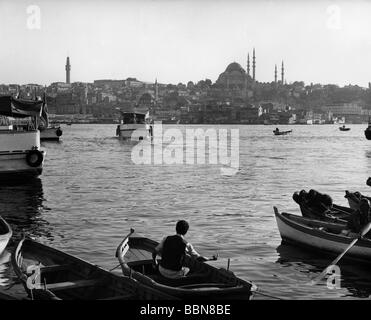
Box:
[274,64,277,83]
[65,56,71,84]
[252,48,256,81]
[155,78,158,104]
[247,53,250,77]
[281,60,284,84]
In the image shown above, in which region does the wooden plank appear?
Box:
[40,264,70,273]
[43,279,101,291]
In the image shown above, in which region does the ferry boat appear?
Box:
[0,95,46,178]
[116,111,152,141]
[39,125,63,141]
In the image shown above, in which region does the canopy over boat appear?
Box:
[120,111,149,124]
[0,95,44,118]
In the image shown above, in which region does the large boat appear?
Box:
[273,128,292,136]
[116,111,152,141]
[39,126,63,141]
[0,216,12,255]
[365,117,371,140]
[115,229,256,300]
[0,95,46,178]
[274,206,371,263]
[12,237,176,300]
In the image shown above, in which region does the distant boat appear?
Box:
[339,125,350,131]
[273,128,292,136]
[365,117,371,140]
[40,126,63,141]
[116,111,152,141]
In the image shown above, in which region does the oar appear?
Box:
[311,221,371,285]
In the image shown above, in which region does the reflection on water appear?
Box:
[276,243,371,299]
[0,178,53,242]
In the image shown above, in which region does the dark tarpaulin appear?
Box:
[0,95,43,118]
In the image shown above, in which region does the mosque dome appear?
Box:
[225,62,245,73]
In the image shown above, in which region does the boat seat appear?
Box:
[39,264,71,273]
[44,279,101,291]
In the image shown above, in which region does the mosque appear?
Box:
[216,48,285,90]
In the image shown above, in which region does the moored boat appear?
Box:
[12,237,176,300]
[273,206,371,263]
[115,229,256,300]
[116,111,152,141]
[339,125,350,131]
[0,216,12,255]
[0,95,46,178]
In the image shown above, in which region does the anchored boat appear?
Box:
[0,95,46,178]
[12,237,176,300]
[273,128,292,136]
[116,111,152,141]
[0,216,12,255]
[274,206,371,263]
[115,229,256,300]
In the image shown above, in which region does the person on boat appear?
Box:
[275,128,279,132]
[347,198,371,234]
[152,220,218,279]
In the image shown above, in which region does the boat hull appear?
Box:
[116,232,256,300]
[0,151,45,178]
[40,127,62,141]
[116,124,151,141]
[365,129,371,140]
[0,216,12,255]
[274,207,371,262]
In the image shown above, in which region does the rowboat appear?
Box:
[274,206,371,263]
[12,237,176,300]
[0,216,12,255]
[115,229,256,300]
[339,126,350,131]
[273,129,292,136]
[344,190,371,210]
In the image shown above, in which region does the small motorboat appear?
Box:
[12,237,176,300]
[274,206,371,263]
[0,216,12,255]
[115,229,256,300]
[339,125,350,131]
[292,189,353,222]
[273,128,292,136]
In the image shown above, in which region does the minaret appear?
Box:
[281,60,284,84]
[274,64,277,83]
[155,78,158,104]
[247,53,250,77]
[252,48,256,81]
[65,56,71,84]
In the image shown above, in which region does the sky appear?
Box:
[1,0,371,87]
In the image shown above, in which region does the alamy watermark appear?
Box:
[130,123,240,175]
[26,5,41,30]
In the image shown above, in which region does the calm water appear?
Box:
[1,123,371,300]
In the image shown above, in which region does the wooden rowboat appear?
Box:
[12,237,176,300]
[115,229,256,300]
[274,206,371,263]
[273,129,292,136]
[0,216,12,256]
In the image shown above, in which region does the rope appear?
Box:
[254,290,284,300]
[109,263,121,272]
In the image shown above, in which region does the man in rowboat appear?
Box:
[152,220,218,279]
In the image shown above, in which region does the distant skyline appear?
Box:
[1,0,371,87]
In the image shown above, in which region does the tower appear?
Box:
[247,53,250,77]
[274,64,277,83]
[252,48,256,81]
[155,78,158,104]
[65,56,71,84]
[281,60,284,84]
